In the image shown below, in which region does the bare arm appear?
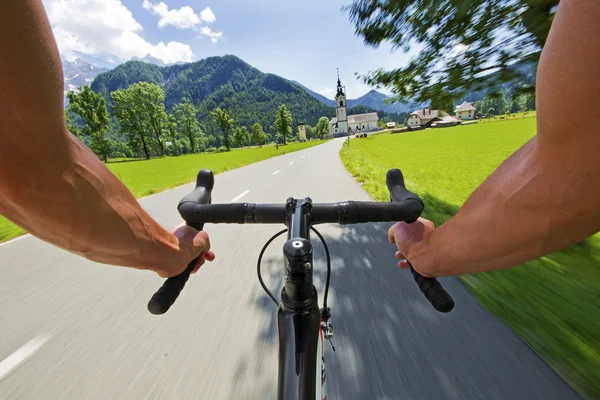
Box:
[0,0,212,277]
[391,0,600,276]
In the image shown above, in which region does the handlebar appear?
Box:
[147,168,455,315]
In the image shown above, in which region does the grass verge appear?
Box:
[340,118,599,398]
[0,140,326,243]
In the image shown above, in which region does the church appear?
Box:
[328,74,379,137]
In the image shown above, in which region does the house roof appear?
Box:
[440,115,461,123]
[330,112,379,125]
[410,109,439,121]
[455,101,476,112]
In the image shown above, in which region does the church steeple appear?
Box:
[336,68,345,97]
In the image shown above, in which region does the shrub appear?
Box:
[206,147,217,153]
[217,146,228,153]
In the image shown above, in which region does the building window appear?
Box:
[339,100,344,107]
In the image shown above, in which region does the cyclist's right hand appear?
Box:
[388,217,435,273]
[153,225,215,278]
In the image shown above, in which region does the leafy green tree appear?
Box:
[67,86,112,161]
[64,109,82,140]
[251,122,267,146]
[210,108,235,151]
[346,0,556,105]
[137,82,169,157]
[233,126,250,148]
[510,100,521,113]
[315,116,330,138]
[430,91,456,115]
[273,104,292,145]
[112,85,154,159]
[524,92,536,111]
[305,125,314,140]
[174,98,202,153]
[475,101,484,116]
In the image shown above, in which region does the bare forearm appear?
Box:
[0,132,180,271]
[410,136,600,276]
[0,0,180,271]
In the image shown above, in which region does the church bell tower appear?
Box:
[335,69,348,134]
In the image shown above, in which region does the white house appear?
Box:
[407,108,439,128]
[455,101,476,120]
[328,73,379,137]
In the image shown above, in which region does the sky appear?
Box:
[42,0,419,98]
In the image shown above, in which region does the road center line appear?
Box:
[272,170,280,175]
[308,152,312,155]
[289,161,294,165]
[230,190,250,203]
[0,334,51,381]
[300,156,304,159]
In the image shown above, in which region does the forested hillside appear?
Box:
[91,55,335,132]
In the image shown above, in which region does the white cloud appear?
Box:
[142,0,200,29]
[42,0,194,64]
[200,7,216,23]
[199,26,223,43]
[316,87,335,97]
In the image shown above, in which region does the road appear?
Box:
[0,138,579,399]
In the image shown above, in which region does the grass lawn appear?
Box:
[0,140,325,243]
[340,117,600,399]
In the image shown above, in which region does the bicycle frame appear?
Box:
[277,197,326,400]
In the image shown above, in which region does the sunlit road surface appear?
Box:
[0,139,579,399]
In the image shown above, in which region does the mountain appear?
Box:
[290,81,413,114]
[289,80,335,107]
[131,54,166,66]
[62,58,109,97]
[91,55,335,131]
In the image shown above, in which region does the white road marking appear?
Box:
[289,161,294,165]
[300,156,304,159]
[308,152,312,155]
[0,334,51,381]
[272,170,280,175]
[230,190,250,203]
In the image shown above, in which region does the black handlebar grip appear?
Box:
[148,259,195,315]
[178,169,214,230]
[385,169,423,223]
[409,264,455,313]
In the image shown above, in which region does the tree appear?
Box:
[64,109,82,140]
[112,85,154,159]
[233,126,250,148]
[67,86,112,161]
[210,108,235,151]
[273,104,292,145]
[174,98,202,153]
[524,92,536,111]
[474,101,484,116]
[510,100,521,113]
[305,125,314,140]
[346,0,556,105]
[430,91,456,115]
[315,116,330,138]
[251,122,267,146]
[139,82,168,157]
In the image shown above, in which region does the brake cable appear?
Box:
[256,226,332,312]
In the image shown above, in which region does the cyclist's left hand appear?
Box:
[388,217,435,270]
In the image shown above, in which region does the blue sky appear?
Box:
[43,0,418,98]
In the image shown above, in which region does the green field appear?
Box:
[340,118,600,398]
[0,140,325,243]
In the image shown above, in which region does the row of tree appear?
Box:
[474,92,536,117]
[66,82,331,161]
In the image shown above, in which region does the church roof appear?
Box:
[348,112,379,123]
[329,112,379,125]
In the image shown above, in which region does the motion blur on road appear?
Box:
[0,140,580,399]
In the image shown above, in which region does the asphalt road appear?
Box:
[0,138,580,399]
